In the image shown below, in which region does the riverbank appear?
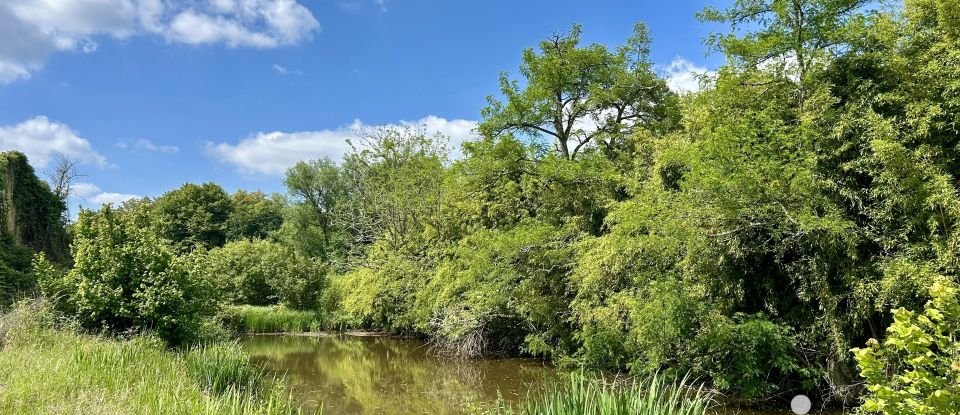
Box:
[0,304,310,415]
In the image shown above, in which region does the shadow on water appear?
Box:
[242,334,849,415]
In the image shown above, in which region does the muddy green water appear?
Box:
[243,334,842,415]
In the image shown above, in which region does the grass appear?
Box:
[490,372,713,415]
[221,305,322,334]
[0,303,314,415]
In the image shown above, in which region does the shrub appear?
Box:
[690,314,802,399]
[35,206,217,345]
[202,239,326,310]
[852,278,960,415]
[332,244,428,332]
[417,220,576,358]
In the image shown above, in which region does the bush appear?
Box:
[690,314,802,399]
[35,206,216,345]
[202,239,326,310]
[332,243,428,332]
[853,278,960,415]
[417,220,577,358]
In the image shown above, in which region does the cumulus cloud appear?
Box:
[0,116,107,168]
[659,57,715,94]
[116,138,179,153]
[0,0,320,83]
[73,182,140,206]
[207,115,480,175]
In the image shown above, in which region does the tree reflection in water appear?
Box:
[243,334,563,415]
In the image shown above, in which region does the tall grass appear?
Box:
[492,372,713,415]
[0,303,313,415]
[186,342,270,394]
[221,305,322,333]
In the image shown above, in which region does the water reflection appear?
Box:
[242,334,563,415]
[243,334,846,415]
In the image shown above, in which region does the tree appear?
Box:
[201,239,326,310]
[479,23,678,160]
[225,190,284,242]
[339,125,448,251]
[283,158,342,259]
[36,206,216,345]
[699,0,874,106]
[152,183,233,252]
[42,153,83,207]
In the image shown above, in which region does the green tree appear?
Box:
[283,158,342,259]
[201,239,325,310]
[699,0,874,90]
[225,190,284,242]
[479,23,677,160]
[339,125,448,251]
[152,183,233,252]
[36,206,216,345]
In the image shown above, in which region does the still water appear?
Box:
[243,333,564,415]
[243,334,843,415]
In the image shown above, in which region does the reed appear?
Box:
[222,305,322,334]
[492,372,713,415]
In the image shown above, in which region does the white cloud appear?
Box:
[272,63,300,75]
[207,115,480,175]
[659,57,715,94]
[116,138,179,153]
[0,0,320,84]
[338,0,387,13]
[73,182,140,206]
[0,116,107,168]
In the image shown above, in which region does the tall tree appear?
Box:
[283,158,343,259]
[152,182,232,252]
[225,190,284,242]
[479,23,677,160]
[699,0,874,106]
[340,125,448,251]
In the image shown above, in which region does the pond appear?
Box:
[243,334,842,415]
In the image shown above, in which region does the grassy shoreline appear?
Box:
[0,304,312,415]
[219,305,324,334]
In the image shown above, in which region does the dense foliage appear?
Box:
[152,182,234,252]
[853,279,960,415]
[201,239,326,310]
[0,152,69,306]
[4,1,960,412]
[35,206,216,345]
[307,0,960,407]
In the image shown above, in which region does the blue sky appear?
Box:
[0,0,729,213]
